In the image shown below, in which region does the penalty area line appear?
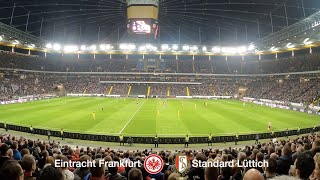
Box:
[118,100,146,134]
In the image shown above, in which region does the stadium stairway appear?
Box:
[187,86,190,96]
[108,86,113,95]
[130,84,148,96]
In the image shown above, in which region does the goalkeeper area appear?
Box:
[0,97,318,137]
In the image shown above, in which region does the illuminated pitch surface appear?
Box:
[0,97,318,137]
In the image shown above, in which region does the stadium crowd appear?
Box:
[1,74,320,105]
[1,51,320,74]
[0,132,319,180]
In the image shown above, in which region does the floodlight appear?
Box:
[190,46,198,51]
[248,44,255,51]
[12,40,19,45]
[286,43,295,49]
[28,44,35,48]
[161,44,169,50]
[53,43,61,51]
[145,44,152,49]
[139,46,146,51]
[100,44,106,50]
[46,43,52,49]
[212,46,221,53]
[119,43,128,50]
[80,45,86,51]
[89,45,97,51]
[128,44,136,50]
[105,44,112,50]
[64,45,79,53]
[202,46,207,52]
[303,38,312,45]
[182,45,190,51]
[172,44,179,50]
[222,47,236,54]
[237,46,247,53]
[270,46,278,51]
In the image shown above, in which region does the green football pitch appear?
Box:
[0,97,319,137]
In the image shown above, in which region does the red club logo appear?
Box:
[144,154,164,174]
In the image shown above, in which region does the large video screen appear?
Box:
[127,19,158,35]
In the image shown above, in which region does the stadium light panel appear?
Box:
[105,44,112,50]
[145,44,152,49]
[99,44,106,50]
[45,43,52,49]
[202,46,207,52]
[182,45,190,51]
[237,46,247,54]
[248,44,255,51]
[303,38,312,45]
[99,44,112,51]
[161,44,169,51]
[152,46,158,51]
[80,45,86,51]
[222,47,236,54]
[190,46,198,51]
[286,43,295,49]
[89,45,97,51]
[28,44,35,48]
[270,46,278,51]
[53,43,61,51]
[0,35,2,41]
[12,40,19,45]
[212,46,221,53]
[139,46,146,51]
[128,44,136,50]
[172,44,179,51]
[119,43,129,50]
[64,45,79,53]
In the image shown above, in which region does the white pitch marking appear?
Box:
[118,100,146,134]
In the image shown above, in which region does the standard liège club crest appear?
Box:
[175,154,188,174]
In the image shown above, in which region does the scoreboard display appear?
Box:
[126,1,159,40]
[127,19,158,34]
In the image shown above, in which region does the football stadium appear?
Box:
[0,0,320,180]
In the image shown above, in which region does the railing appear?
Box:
[0,123,318,144]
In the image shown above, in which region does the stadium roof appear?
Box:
[1,0,320,45]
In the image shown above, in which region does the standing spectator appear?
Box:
[128,168,143,180]
[277,145,292,175]
[295,153,315,180]
[73,155,92,180]
[55,155,74,180]
[0,144,12,168]
[204,159,218,180]
[84,159,105,180]
[21,155,37,180]
[310,153,320,180]
[243,169,264,180]
[188,153,205,180]
[11,142,22,160]
[263,158,278,179]
[107,165,127,180]
[38,165,64,180]
[0,160,24,180]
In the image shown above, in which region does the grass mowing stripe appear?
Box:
[118,99,147,134]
